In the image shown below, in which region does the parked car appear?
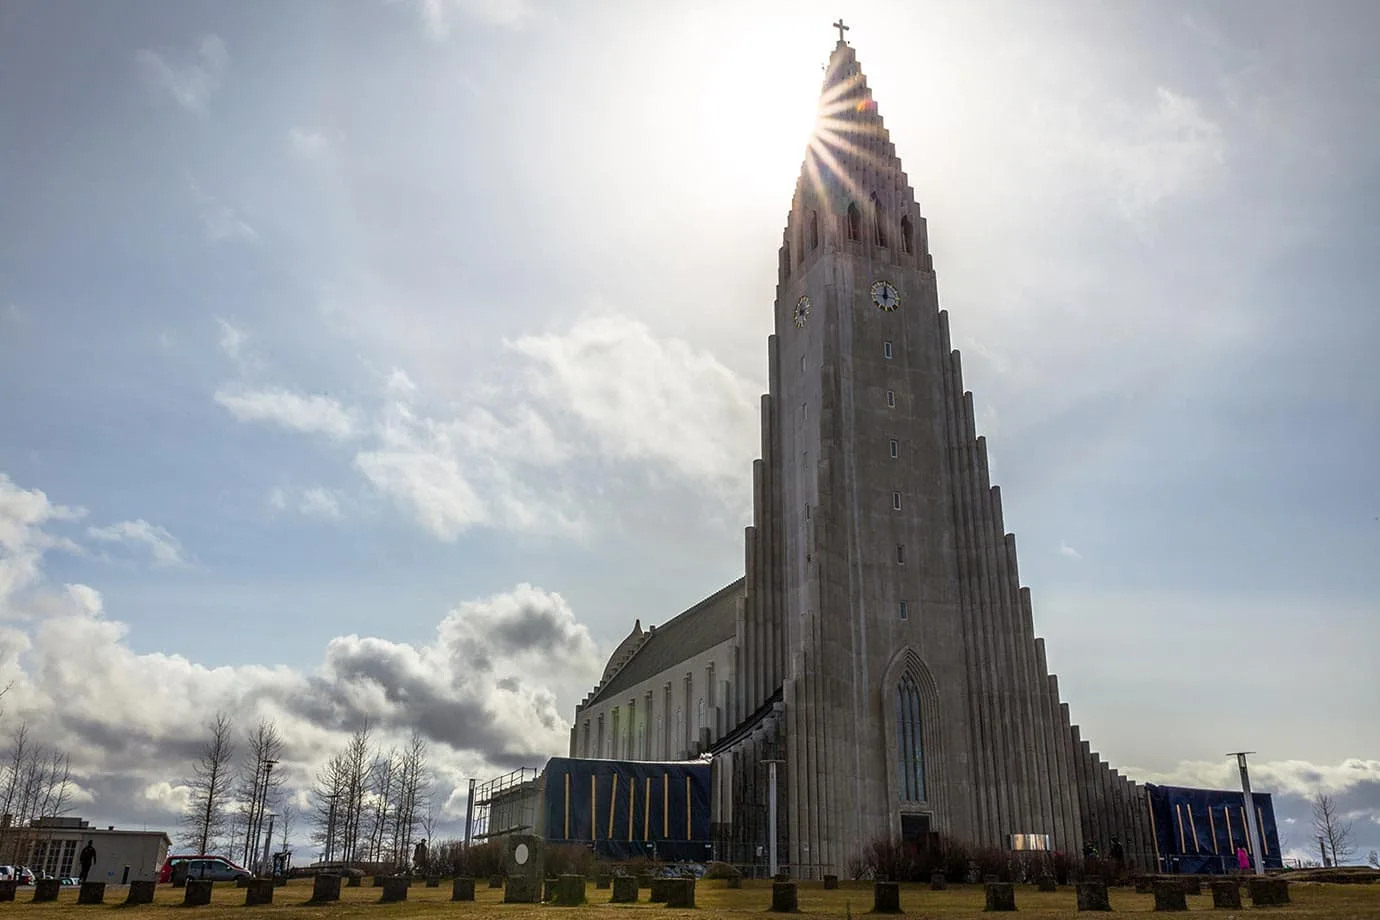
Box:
[158,855,252,883]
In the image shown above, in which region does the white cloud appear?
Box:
[1142,758,1380,799]
[194,190,256,244]
[0,474,84,608]
[1058,541,1083,560]
[299,487,343,521]
[87,519,188,568]
[216,317,246,360]
[135,35,228,113]
[215,387,357,440]
[288,127,334,158]
[510,314,760,485]
[417,0,536,37]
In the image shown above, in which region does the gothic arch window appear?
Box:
[871,192,887,247]
[809,210,819,250]
[846,203,861,242]
[901,215,914,255]
[896,674,926,801]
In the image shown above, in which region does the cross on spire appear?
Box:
[833,19,849,44]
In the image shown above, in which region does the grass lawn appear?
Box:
[2,878,1376,919]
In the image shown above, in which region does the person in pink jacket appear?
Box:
[1236,846,1250,871]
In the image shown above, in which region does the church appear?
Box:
[566,29,1155,876]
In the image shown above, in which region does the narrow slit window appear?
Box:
[896,544,906,565]
[883,341,894,359]
[899,600,910,621]
[801,402,807,422]
[889,439,899,459]
[886,389,896,408]
[892,491,902,511]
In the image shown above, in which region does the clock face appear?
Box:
[793,295,811,328]
[871,280,900,312]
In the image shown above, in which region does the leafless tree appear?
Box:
[1311,791,1355,867]
[236,719,283,868]
[0,723,74,866]
[1368,849,1378,870]
[278,801,295,853]
[365,750,395,864]
[182,712,236,855]
[390,732,430,871]
[311,751,348,862]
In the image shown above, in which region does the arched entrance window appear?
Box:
[871,192,887,246]
[896,675,925,800]
[846,203,861,241]
[901,215,914,255]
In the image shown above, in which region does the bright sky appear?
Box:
[1,0,1377,862]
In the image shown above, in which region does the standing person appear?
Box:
[1236,846,1250,872]
[78,841,97,883]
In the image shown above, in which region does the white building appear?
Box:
[3,816,170,883]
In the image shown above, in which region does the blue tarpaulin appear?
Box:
[1144,784,1284,873]
[540,757,713,862]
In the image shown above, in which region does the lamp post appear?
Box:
[1227,752,1267,876]
[260,813,276,875]
[256,760,277,873]
[762,760,784,878]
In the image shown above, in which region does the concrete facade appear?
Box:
[571,35,1154,876]
[2,816,170,883]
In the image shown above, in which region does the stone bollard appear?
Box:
[126,880,156,905]
[1151,880,1187,912]
[1247,877,1290,906]
[1210,880,1242,909]
[611,876,639,903]
[452,877,476,901]
[649,878,671,903]
[872,880,902,914]
[543,877,558,902]
[666,877,695,908]
[488,874,504,888]
[380,876,409,903]
[78,881,106,904]
[0,880,16,902]
[1037,875,1058,892]
[312,874,342,902]
[556,874,587,906]
[985,881,1017,912]
[1179,876,1202,896]
[1076,881,1111,912]
[930,872,948,891]
[771,881,799,912]
[245,878,274,906]
[823,875,839,890]
[33,878,61,903]
[504,876,539,903]
[184,879,213,907]
[347,875,361,887]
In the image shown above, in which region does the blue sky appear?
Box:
[2,0,1378,861]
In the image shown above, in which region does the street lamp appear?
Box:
[257,760,278,874]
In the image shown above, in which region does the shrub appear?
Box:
[704,862,743,880]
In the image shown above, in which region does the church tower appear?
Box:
[573,27,1156,878]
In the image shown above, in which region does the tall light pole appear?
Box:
[257,760,277,873]
[762,760,783,878]
[1227,752,1267,876]
[260,813,276,875]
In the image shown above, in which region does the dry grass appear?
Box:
[5,877,1378,919]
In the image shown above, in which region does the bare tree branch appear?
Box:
[1310,790,1356,867]
[181,712,236,855]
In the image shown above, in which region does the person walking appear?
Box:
[78,841,97,883]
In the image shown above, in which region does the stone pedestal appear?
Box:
[556,874,586,906]
[245,879,274,906]
[0,880,16,902]
[312,874,342,902]
[380,876,409,903]
[872,880,902,914]
[930,872,947,891]
[1180,876,1202,896]
[611,876,639,903]
[78,881,106,904]
[1076,881,1111,912]
[666,877,695,908]
[1210,880,1242,909]
[452,877,476,901]
[1248,878,1289,906]
[504,876,539,903]
[184,879,213,906]
[543,877,558,901]
[33,878,61,902]
[126,880,156,904]
[347,875,361,887]
[1037,875,1057,892]
[1152,880,1186,912]
[650,878,671,902]
[488,874,504,888]
[823,875,839,890]
[984,882,1016,912]
[771,881,799,912]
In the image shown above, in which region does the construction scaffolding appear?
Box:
[468,766,543,842]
